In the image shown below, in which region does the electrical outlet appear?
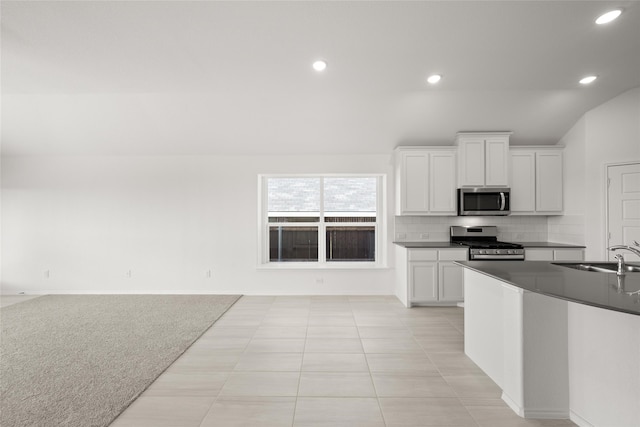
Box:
[396,233,406,240]
[515,233,523,240]
[316,277,324,284]
[126,270,132,278]
[44,270,50,279]
[206,270,212,278]
[420,233,430,239]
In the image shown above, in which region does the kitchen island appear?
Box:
[456,261,640,427]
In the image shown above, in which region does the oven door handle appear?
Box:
[472,254,525,260]
[499,192,506,211]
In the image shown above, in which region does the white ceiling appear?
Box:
[2,1,640,155]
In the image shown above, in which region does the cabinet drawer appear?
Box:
[408,249,438,261]
[438,249,468,261]
[525,248,554,261]
[525,248,584,261]
[553,249,584,261]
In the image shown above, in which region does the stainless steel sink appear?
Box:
[553,262,640,273]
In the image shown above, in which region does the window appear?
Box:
[259,175,385,267]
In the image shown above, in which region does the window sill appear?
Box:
[257,262,389,271]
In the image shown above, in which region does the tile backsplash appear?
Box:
[394,216,549,242]
[547,215,585,245]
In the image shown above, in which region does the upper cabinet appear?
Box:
[395,135,563,217]
[456,132,511,187]
[510,150,536,212]
[509,147,563,215]
[395,147,457,216]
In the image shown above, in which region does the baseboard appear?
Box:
[569,411,595,427]
[522,408,570,419]
[501,392,569,419]
[501,392,524,417]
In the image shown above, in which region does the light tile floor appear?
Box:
[110,295,577,427]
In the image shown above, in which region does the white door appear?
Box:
[607,163,640,261]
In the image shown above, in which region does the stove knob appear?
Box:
[507,250,513,254]
[479,250,485,254]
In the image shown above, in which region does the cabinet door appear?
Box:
[409,262,438,302]
[438,262,464,302]
[536,151,563,213]
[429,151,457,214]
[509,151,536,213]
[408,249,438,261]
[525,248,554,261]
[401,151,429,214]
[485,137,509,187]
[458,138,486,187]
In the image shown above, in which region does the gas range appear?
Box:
[450,226,525,261]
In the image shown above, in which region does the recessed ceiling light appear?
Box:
[596,9,622,25]
[427,74,442,84]
[312,60,327,72]
[579,75,598,85]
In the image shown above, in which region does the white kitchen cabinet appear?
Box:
[407,248,467,305]
[438,262,465,302]
[409,262,438,302]
[509,150,536,212]
[457,132,510,187]
[397,149,428,214]
[510,147,563,215]
[525,248,584,261]
[395,147,456,216]
[536,151,563,212]
[457,136,485,186]
[429,151,457,213]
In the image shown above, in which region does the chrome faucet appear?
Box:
[613,253,626,276]
[607,241,640,276]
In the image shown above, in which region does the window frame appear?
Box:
[257,174,387,269]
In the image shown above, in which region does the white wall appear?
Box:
[547,115,587,246]
[1,154,396,295]
[560,87,640,259]
[558,116,587,216]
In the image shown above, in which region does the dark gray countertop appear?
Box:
[394,241,585,249]
[456,260,640,316]
[514,242,586,248]
[393,242,460,248]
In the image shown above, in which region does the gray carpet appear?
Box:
[0,294,241,427]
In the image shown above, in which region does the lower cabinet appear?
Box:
[409,262,438,302]
[408,248,468,305]
[398,246,584,307]
[439,262,465,302]
[524,248,584,261]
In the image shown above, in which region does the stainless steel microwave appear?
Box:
[457,188,510,216]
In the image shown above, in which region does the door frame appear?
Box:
[604,161,640,260]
